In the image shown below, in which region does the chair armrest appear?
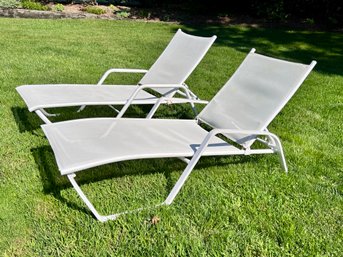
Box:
[209,128,275,137]
[97,68,148,85]
[201,128,283,155]
[116,84,188,118]
[136,83,188,90]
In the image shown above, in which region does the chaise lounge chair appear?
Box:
[40,49,316,222]
[16,29,217,123]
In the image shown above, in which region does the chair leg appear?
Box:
[40,108,59,117]
[183,86,198,117]
[146,98,164,119]
[67,173,165,222]
[35,110,52,124]
[164,152,203,205]
[108,105,120,113]
[190,103,198,116]
[164,130,218,205]
[77,105,86,112]
[276,144,288,173]
[67,174,119,222]
[269,135,288,173]
[177,157,190,164]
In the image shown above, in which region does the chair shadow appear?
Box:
[11,105,132,134]
[31,146,89,214]
[11,104,194,134]
[11,106,43,134]
[31,145,255,217]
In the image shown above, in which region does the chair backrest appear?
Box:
[198,49,316,148]
[139,29,217,97]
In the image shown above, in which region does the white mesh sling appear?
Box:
[16,29,217,123]
[40,49,316,222]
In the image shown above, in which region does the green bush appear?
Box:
[0,0,20,8]
[21,0,49,11]
[54,3,64,12]
[83,5,106,15]
[253,0,288,21]
[116,11,130,18]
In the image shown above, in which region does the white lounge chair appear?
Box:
[40,49,316,222]
[16,29,217,123]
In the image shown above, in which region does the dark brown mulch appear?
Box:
[0,4,341,32]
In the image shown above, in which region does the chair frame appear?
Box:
[39,49,317,222]
[35,84,207,124]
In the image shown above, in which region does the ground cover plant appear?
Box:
[0,0,20,8]
[83,5,106,15]
[21,0,49,11]
[0,18,342,256]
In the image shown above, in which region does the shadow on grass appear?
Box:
[11,106,43,134]
[176,25,343,76]
[11,105,136,133]
[11,104,194,134]
[31,145,256,217]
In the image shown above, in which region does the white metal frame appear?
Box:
[36,83,208,124]
[65,126,285,222]
[116,83,207,119]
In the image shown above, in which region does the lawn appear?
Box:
[0,18,342,256]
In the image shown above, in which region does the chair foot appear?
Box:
[97,214,120,222]
[268,134,288,173]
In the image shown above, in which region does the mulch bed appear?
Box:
[0,4,339,31]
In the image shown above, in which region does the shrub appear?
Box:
[138,0,342,27]
[0,0,20,8]
[116,11,130,18]
[83,5,106,15]
[109,4,119,11]
[253,0,288,21]
[21,0,49,11]
[54,3,64,12]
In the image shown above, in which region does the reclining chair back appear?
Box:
[139,29,217,97]
[198,49,316,148]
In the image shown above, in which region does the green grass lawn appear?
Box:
[0,18,342,256]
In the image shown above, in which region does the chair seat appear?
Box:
[41,118,241,175]
[17,84,158,112]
